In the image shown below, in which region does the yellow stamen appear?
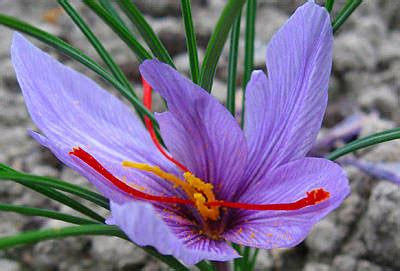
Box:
[193,193,219,221]
[122,161,220,221]
[122,161,195,198]
[184,172,220,220]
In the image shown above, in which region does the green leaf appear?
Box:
[0,224,189,270]
[0,169,105,222]
[325,0,335,12]
[196,261,215,271]
[0,170,109,209]
[98,0,130,30]
[249,248,260,271]
[0,13,156,123]
[83,0,152,61]
[242,0,256,86]
[23,181,105,222]
[0,163,18,173]
[199,0,246,92]
[0,224,126,249]
[227,9,242,116]
[0,203,99,225]
[232,243,242,271]
[58,0,140,118]
[332,0,362,33]
[241,246,251,270]
[117,0,175,67]
[241,0,256,128]
[327,127,400,161]
[181,0,200,83]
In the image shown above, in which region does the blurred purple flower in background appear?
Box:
[11,1,349,266]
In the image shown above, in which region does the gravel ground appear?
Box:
[1,0,400,270]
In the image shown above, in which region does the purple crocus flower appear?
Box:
[11,1,349,266]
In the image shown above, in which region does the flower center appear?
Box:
[121,161,220,221]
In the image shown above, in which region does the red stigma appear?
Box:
[69,147,193,205]
[141,78,190,172]
[207,188,330,210]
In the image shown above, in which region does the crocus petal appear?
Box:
[107,201,239,266]
[244,2,333,184]
[140,60,247,200]
[224,158,349,248]
[11,33,182,201]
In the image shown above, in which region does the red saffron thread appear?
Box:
[142,78,190,172]
[207,189,330,210]
[69,147,193,205]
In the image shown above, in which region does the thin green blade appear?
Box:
[199,0,246,92]
[0,203,99,225]
[117,0,175,67]
[181,0,200,83]
[327,127,400,160]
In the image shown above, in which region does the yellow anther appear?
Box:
[193,193,219,221]
[185,173,220,221]
[122,161,220,221]
[122,161,195,198]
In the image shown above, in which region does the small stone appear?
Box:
[150,17,187,56]
[356,260,383,271]
[174,50,205,77]
[254,7,287,68]
[60,167,88,187]
[0,213,23,237]
[358,113,395,138]
[363,140,400,162]
[91,236,147,270]
[303,262,330,271]
[30,165,58,177]
[211,79,228,103]
[363,182,400,268]
[379,32,400,64]
[306,220,343,256]
[354,16,387,48]
[335,193,366,228]
[32,237,91,271]
[358,85,398,119]
[254,251,274,270]
[334,33,377,71]
[332,255,357,271]
[342,72,382,98]
[0,259,19,271]
[133,0,181,17]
